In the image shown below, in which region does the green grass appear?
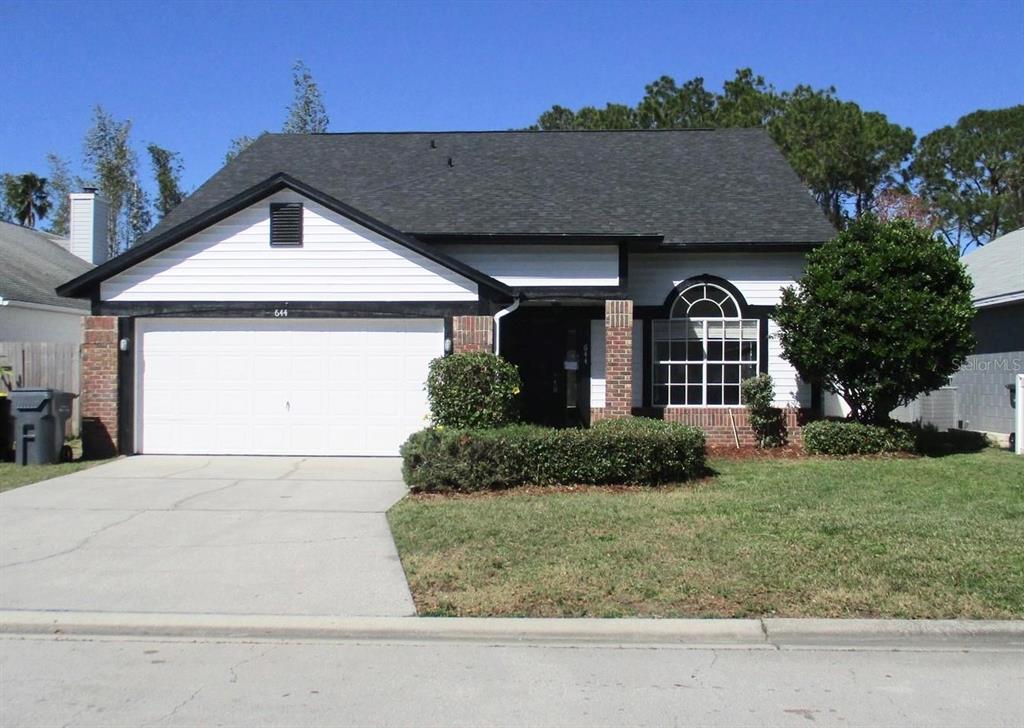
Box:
[0,459,110,493]
[388,449,1024,619]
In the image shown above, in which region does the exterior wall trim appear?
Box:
[93,301,482,318]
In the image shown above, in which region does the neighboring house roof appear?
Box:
[0,221,91,310]
[962,227,1024,307]
[143,130,836,247]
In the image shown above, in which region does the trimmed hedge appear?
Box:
[401,417,706,492]
[425,352,521,429]
[803,419,916,455]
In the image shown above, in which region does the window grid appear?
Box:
[653,283,759,407]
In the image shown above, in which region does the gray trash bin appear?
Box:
[10,389,75,465]
[0,396,11,461]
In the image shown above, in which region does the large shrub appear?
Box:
[803,420,916,455]
[425,352,521,428]
[774,216,974,424]
[741,373,786,447]
[401,418,706,492]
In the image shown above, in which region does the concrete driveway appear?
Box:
[0,456,415,617]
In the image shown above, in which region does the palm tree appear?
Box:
[3,173,51,228]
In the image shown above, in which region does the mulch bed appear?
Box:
[706,444,809,460]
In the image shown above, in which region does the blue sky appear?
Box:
[2,0,1022,196]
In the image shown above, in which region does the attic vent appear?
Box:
[270,203,303,246]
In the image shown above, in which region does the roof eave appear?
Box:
[657,240,828,252]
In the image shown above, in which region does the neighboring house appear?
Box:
[951,228,1024,442]
[57,130,835,458]
[0,220,92,344]
[1,194,106,437]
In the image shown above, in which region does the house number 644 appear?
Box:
[274,308,289,318]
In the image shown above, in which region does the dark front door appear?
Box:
[502,316,590,427]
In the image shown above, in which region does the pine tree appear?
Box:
[283,60,329,134]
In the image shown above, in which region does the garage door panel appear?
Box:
[253,390,289,417]
[253,357,289,384]
[137,318,442,456]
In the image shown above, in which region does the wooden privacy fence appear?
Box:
[0,342,81,437]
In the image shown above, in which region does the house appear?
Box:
[0,220,92,344]
[57,130,836,458]
[1,193,108,439]
[950,227,1024,443]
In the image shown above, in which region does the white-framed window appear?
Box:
[652,282,759,406]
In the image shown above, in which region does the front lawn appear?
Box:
[0,460,110,494]
[388,449,1024,618]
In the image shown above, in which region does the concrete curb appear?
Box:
[762,618,1024,649]
[0,612,767,646]
[2,611,1023,649]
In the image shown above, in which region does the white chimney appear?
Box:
[69,188,111,265]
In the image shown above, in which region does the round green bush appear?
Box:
[774,216,974,424]
[803,419,916,455]
[425,352,521,429]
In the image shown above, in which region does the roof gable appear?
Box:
[58,174,511,299]
[99,188,481,303]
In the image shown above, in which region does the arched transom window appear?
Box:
[653,282,760,406]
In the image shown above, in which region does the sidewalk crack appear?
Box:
[0,511,145,570]
[170,480,242,510]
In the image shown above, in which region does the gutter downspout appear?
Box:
[492,296,521,357]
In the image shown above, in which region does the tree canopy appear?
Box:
[83,106,150,255]
[44,153,78,237]
[283,60,330,134]
[911,105,1024,252]
[2,173,51,228]
[531,69,915,229]
[774,216,975,424]
[147,144,186,219]
[226,60,330,162]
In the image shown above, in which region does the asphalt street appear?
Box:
[2,633,1020,727]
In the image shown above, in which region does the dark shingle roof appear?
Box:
[145,130,835,246]
[0,221,91,310]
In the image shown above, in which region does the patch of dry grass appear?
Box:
[388,449,1024,618]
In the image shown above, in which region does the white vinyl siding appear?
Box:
[768,318,809,408]
[445,244,619,287]
[0,304,83,344]
[628,252,806,307]
[101,191,478,302]
[135,318,442,456]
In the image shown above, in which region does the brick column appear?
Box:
[452,315,493,354]
[603,299,633,419]
[81,315,119,459]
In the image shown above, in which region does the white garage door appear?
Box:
[136,318,442,456]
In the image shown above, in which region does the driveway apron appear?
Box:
[0,456,415,617]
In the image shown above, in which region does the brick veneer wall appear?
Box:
[631,406,806,446]
[81,315,119,459]
[591,300,633,421]
[452,315,493,353]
